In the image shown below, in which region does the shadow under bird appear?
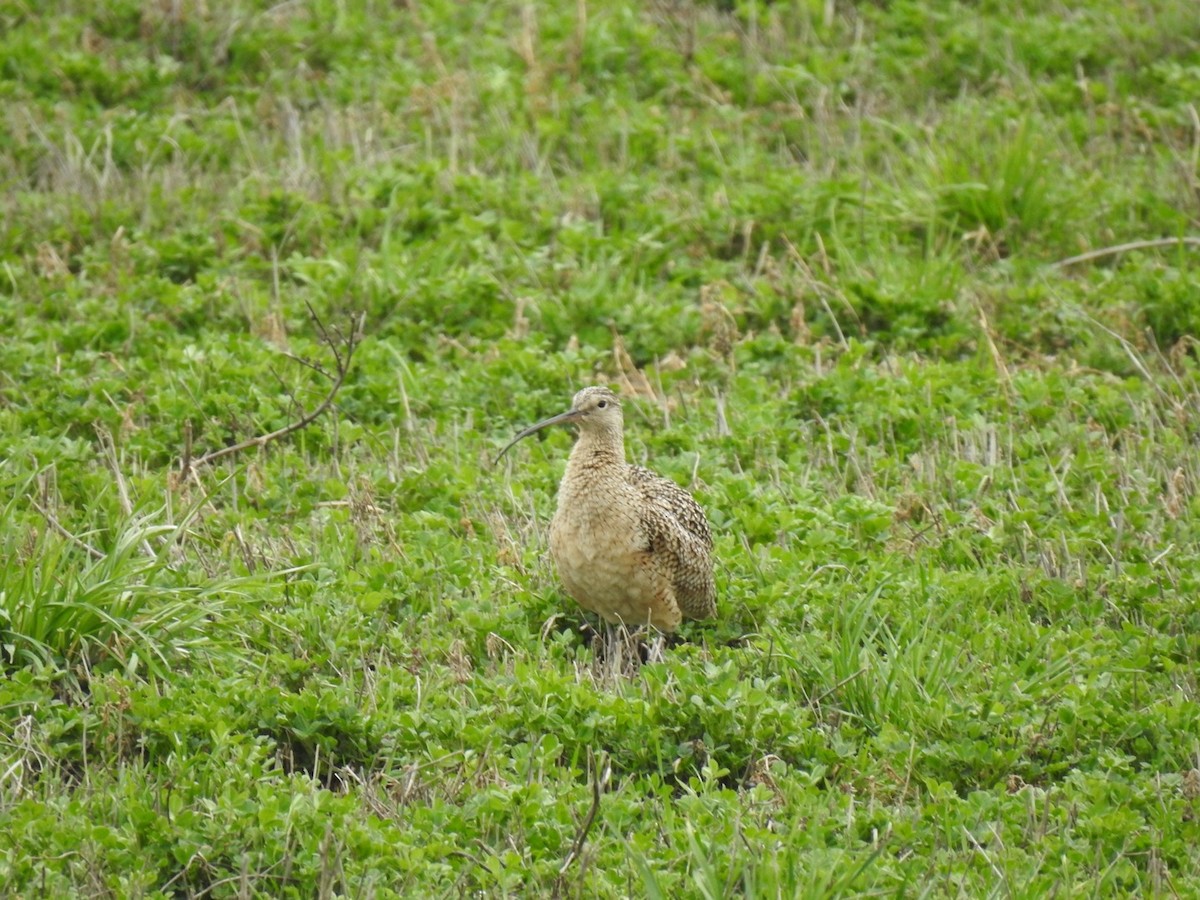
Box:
[496,386,717,632]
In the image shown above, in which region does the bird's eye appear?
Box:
[597,400,608,409]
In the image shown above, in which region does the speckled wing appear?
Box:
[626,465,717,620]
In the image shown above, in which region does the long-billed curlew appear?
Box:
[496,386,717,632]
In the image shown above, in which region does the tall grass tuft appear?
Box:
[1,508,255,682]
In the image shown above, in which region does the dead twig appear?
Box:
[554,750,609,897]
[182,306,364,474]
[180,419,193,476]
[30,498,105,561]
[95,424,156,557]
[811,666,869,707]
[1075,309,1180,409]
[1048,236,1200,269]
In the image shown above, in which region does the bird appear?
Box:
[496,386,716,632]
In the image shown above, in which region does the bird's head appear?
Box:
[494,386,623,463]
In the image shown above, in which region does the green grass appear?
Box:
[2,0,1200,895]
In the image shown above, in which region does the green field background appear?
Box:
[2,0,1200,895]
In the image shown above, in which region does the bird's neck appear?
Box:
[558,430,628,519]
[565,428,625,476]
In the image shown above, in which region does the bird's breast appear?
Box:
[549,477,645,564]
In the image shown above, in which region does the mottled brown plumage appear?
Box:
[496,386,717,631]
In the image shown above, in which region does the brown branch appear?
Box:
[1048,236,1200,269]
[180,419,193,476]
[274,349,335,380]
[811,666,869,707]
[554,750,608,895]
[1076,310,1180,408]
[183,309,364,474]
[30,498,105,560]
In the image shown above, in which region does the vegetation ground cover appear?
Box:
[2,0,1200,895]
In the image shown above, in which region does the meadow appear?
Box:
[2,0,1200,895]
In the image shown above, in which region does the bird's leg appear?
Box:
[642,629,667,665]
[585,619,662,678]
[579,619,601,650]
[604,620,622,679]
[581,619,619,664]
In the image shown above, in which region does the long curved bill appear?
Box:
[493,408,581,465]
